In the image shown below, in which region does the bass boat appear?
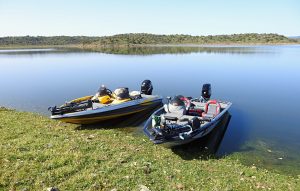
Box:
[49,80,163,124]
[143,84,232,147]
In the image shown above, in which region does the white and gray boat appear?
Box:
[143,84,232,147]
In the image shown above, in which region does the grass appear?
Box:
[0,107,299,191]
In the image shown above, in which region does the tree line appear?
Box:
[0,36,101,46]
[0,33,297,46]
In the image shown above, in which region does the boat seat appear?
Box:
[111,87,131,104]
[187,107,203,116]
[190,101,206,108]
[202,100,221,118]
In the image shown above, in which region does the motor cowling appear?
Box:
[202,83,211,101]
[141,80,153,95]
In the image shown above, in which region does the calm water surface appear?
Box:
[0,46,299,175]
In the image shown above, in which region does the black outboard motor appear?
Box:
[141,80,153,95]
[202,83,211,101]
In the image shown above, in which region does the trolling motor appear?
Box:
[201,83,211,102]
[141,80,153,95]
[48,100,93,115]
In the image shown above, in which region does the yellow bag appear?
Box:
[98,95,111,104]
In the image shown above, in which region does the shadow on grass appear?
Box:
[75,105,161,132]
[171,112,232,160]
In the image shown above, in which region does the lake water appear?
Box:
[1,45,300,175]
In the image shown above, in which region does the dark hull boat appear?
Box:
[49,80,162,124]
[143,84,232,147]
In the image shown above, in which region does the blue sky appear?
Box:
[0,0,299,37]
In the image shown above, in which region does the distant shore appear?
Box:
[0,42,299,50]
[0,33,299,51]
[1,33,299,55]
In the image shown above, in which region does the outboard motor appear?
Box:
[202,83,211,101]
[141,80,153,95]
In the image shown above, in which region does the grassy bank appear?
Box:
[0,108,299,190]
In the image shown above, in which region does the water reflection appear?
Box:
[0,48,65,55]
[0,46,277,56]
[77,46,278,55]
[171,112,231,160]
